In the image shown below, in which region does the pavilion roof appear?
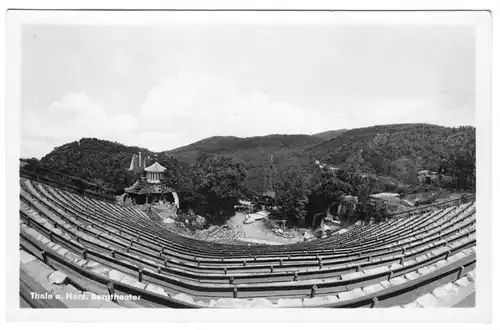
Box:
[124,178,174,195]
[144,162,166,173]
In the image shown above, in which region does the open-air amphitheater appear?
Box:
[19,178,476,308]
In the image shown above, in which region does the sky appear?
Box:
[21,23,476,158]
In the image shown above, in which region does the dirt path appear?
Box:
[161,212,304,245]
[227,213,302,245]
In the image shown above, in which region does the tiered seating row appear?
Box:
[22,181,475,274]
[35,180,474,260]
[19,179,476,307]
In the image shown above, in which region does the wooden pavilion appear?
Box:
[124,161,178,206]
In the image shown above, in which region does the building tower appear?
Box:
[263,154,277,199]
[128,151,147,173]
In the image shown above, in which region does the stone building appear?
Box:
[418,170,439,184]
[124,160,179,206]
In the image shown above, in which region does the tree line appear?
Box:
[22,126,476,228]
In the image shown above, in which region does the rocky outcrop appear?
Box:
[152,202,178,220]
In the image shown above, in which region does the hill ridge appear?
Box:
[33,123,475,195]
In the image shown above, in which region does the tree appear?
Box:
[356,198,391,223]
[337,195,358,226]
[275,165,311,226]
[445,136,476,191]
[191,153,247,223]
[308,167,351,226]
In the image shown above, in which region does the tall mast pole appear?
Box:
[270,154,274,192]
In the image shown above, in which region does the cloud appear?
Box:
[22,73,328,158]
[21,73,473,159]
[22,92,138,158]
[139,72,318,143]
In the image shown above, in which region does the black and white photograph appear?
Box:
[3,4,494,324]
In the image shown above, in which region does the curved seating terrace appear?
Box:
[19,179,476,308]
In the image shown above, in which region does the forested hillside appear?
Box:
[167,134,323,194]
[38,138,192,194]
[24,123,475,228]
[31,123,475,198]
[308,124,475,186]
[168,124,475,192]
[168,134,322,164]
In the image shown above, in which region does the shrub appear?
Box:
[394,185,408,195]
[176,213,208,231]
[414,194,437,207]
